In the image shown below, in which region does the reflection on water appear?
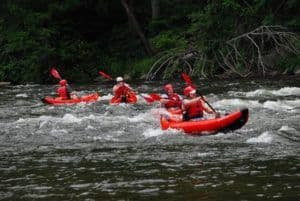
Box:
[0,77,300,200]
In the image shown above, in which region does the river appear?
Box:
[0,77,299,201]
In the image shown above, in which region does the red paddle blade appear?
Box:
[98,71,113,80]
[50,68,62,80]
[149,93,161,101]
[181,72,196,88]
[142,94,155,103]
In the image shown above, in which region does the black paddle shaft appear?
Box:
[199,94,216,113]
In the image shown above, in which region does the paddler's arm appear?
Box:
[200,98,220,117]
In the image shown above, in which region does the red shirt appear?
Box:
[164,93,182,108]
[57,86,70,99]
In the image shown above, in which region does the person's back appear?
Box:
[57,79,71,99]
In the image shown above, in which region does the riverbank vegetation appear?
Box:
[0,0,299,83]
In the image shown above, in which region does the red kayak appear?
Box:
[42,92,99,105]
[110,86,137,105]
[110,91,137,104]
[167,108,183,115]
[160,108,249,135]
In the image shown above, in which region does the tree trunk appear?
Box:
[121,0,153,55]
[151,0,160,19]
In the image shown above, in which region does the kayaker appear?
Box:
[57,79,71,100]
[160,84,182,110]
[181,86,217,120]
[113,76,133,102]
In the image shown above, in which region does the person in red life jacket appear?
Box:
[113,76,133,102]
[160,84,182,110]
[57,79,71,100]
[182,86,218,121]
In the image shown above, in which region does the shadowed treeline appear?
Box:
[0,0,299,84]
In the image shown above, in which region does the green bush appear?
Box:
[130,57,155,78]
[150,31,187,51]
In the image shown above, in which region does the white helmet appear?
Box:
[116,77,123,82]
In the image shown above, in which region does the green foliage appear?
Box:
[148,19,170,35]
[0,0,299,83]
[151,31,187,51]
[130,57,155,78]
[278,55,300,72]
[262,14,275,25]
[277,38,300,72]
[100,56,126,76]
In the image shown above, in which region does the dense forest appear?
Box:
[0,0,299,84]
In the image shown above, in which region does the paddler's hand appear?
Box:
[215,112,220,118]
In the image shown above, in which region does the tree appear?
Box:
[121,0,153,55]
[151,0,160,19]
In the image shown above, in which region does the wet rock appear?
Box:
[294,68,300,75]
[268,71,279,77]
[0,82,10,86]
[282,68,294,75]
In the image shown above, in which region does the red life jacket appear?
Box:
[164,93,181,108]
[114,85,134,103]
[57,86,70,99]
[184,100,204,120]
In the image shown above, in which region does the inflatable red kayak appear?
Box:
[42,92,99,105]
[160,108,249,135]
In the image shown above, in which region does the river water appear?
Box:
[0,77,299,201]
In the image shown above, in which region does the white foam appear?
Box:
[214,99,261,108]
[62,114,83,123]
[85,125,96,130]
[245,87,300,97]
[100,93,113,101]
[278,126,296,132]
[263,100,294,111]
[128,113,154,123]
[246,131,273,143]
[16,93,28,98]
[15,114,99,126]
[273,87,300,96]
[14,84,39,88]
[15,115,52,124]
[62,114,99,123]
[15,118,26,123]
[142,128,164,138]
[286,99,300,107]
[39,118,50,129]
[197,152,215,157]
[92,134,118,141]
[50,129,68,136]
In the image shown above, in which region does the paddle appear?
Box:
[50,68,62,80]
[141,93,162,103]
[181,72,217,113]
[98,70,113,80]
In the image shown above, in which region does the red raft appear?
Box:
[160,108,249,135]
[110,86,137,105]
[42,92,99,105]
